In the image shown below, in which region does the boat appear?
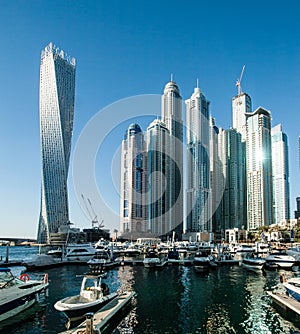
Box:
[54,273,118,321]
[64,243,98,262]
[143,250,161,268]
[242,252,266,270]
[193,251,211,272]
[265,251,296,269]
[235,244,255,254]
[87,249,113,271]
[22,253,63,269]
[280,273,300,302]
[286,245,300,261]
[215,251,240,265]
[0,268,49,322]
[167,247,180,260]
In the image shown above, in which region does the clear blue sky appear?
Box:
[0,0,299,238]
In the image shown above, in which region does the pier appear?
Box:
[59,291,136,334]
[267,291,300,327]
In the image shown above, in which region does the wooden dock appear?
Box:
[59,291,136,334]
[267,291,300,327]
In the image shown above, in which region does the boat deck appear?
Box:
[59,291,136,334]
[267,291,300,315]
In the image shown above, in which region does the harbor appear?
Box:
[1,244,300,333]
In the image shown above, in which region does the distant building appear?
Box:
[120,123,148,237]
[232,92,252,141]
[185,84,211,238]
[295,197,300,219]
[245,107,273,229]
[271,124,290,224]
[37,43,76,244]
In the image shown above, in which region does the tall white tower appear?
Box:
[37,42,76,244]
[271,124,290,224]
[185,84,211,236]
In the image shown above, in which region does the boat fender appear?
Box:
[280,273,287,283]
[43,273,48,284]
[20,273,30,282]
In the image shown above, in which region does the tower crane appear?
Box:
[236,65,245,96]
[81,194,104,229]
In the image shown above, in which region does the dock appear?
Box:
[59,291,136,334]
[267,291,300,327]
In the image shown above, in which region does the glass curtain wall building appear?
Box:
[245,107,273,230]
[185,85,211,235]
[37,43,76,244]
[120,123,148,237]
[161,80,183,238]
[271,124,290,224]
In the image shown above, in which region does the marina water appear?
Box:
[0,246,300,334]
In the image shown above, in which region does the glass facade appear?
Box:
[37,43,76,244]
[186,87,211,233]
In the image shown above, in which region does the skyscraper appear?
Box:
[120,123,148,237]
[161,79,183,237]
[246,107,273,230]
[185,84,211,236]
[218,128,246,230]
[271,124,290,224]
[146,119,170,236]
[37,43,76,244]
[232,92,252,141]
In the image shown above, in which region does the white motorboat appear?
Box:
[0,268,49,322]
[54,273,118,321]
[22,253,63,269]
[286,245,300,261]
[242,253,266,270]
[280,273,300,302]
[236,244,255,254]
[143,250,161,268]
[64,243,98,262]
[265,251,296,269]
[87,250,113,270]
[193,251,211,272]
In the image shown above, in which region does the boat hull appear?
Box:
[54,292,118,320]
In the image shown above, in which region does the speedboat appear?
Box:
[280,273,300,302]
[242,252,266,270]
[143,250,161,268]
[286,245,300,261]
[193,251,211,272]
[87,249,112,271]
[265,251,296,269]
[54,273,118,321]
[0,268,49,322]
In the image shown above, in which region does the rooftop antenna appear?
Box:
[170,73,173,82]
[236,65,245,96]
[196,78,199,88]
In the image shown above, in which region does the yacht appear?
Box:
[193,251,211,272]
[265,251,296,269]
[242,252,266,271]
[280,274,300,302]
[286,245,300,261]
[64,244,98,262]
[0,268,49,322]
[143,250,162,268]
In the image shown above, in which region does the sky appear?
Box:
[0,0,299,239]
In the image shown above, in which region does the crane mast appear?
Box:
[236,65,245,96]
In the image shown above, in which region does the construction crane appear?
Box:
[236,65,245,96]
[81,194,104,229]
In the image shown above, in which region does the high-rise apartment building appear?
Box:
[37,43,76,244]
[232,92,252,141]
[161,80,183,237]
[271,124,290,224]
[120,123,148,237]
[246,107,273,230]
[146,119,171,236]
[185,85,211,235]
[218,128,246,230]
